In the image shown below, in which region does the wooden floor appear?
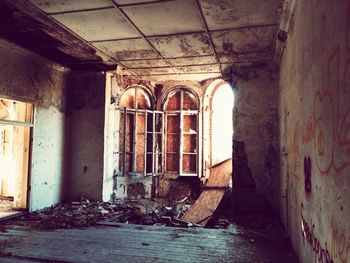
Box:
[0,223,298,263]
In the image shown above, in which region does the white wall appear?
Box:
[0,38,70,211]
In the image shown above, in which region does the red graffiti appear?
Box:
[313,2,350,174]
[332,227,350,263]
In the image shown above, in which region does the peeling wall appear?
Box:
[279,0,350,262]
[233,65,280,210]
[0,38,70,211]
[67,72,106,201]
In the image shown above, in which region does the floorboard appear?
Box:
[0,223,298,263]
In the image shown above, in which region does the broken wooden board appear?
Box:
[181,158,232,226]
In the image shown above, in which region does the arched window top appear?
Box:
[119,86,153,110]
[163,87,199,111]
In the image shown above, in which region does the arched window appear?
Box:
[163,87,199,176]
[119,86,162,176]
[203,80,234,177]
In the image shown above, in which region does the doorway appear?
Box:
[0,98,33,213]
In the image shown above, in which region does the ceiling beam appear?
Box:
[44,0,178,15]
[194,0,221,77]
[134,72,221,76]
[125,63,219,70]
[89,24,277,43]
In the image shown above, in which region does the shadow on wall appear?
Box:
[231,64,281,216]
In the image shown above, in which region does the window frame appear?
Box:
[163,87,200,177]
[118,86,163,177]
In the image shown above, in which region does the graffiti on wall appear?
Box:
[304,156,312,193]
[332,224,350,263]
[289,121,302,180]
[313,3,350,175]
[301,209,335,263]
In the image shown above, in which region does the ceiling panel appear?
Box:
[137,72,221,81]
[176,64,220,73]
[219,50,273,63]
[174,72,221,80]
[167,55,217,66]
[29,0,113,14]
[120,59,169,68]
[52,9,139,41]
[200,0,282,30]
[92,39,159,60]
[149,33,213,58]
[212,27,275,54]
[131,67,175,75]
[122,0,204,36]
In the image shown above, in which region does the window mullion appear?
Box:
[179,90,184,174]
[161,112,164,174]
[123,108,127,177]
[133,111,137,172]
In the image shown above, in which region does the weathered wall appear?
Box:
[109,77,204,200]
[67,72,106,201]
[233,65,280,211]
[279,0,350,262]
[0,38,70,211]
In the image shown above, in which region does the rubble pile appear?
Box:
[5,197,195,230]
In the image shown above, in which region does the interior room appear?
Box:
[0,0,349,263]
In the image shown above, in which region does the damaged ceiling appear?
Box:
[0,0,282,80]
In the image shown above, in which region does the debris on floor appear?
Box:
[2,197,195,230]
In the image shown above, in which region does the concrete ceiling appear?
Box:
[2,0,283,80]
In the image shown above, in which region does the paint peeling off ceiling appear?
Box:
[1,0,283,79]
[29,0,113,14]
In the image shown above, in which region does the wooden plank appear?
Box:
[181,158,232,225]
[0,211,23,221]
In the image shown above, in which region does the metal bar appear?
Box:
[144,110,147,177]
[0,120,33,127]
[109,0,180,78]
[194,0,222,77]
[123,108,127,177]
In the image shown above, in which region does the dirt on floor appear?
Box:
[0,193,288,247]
